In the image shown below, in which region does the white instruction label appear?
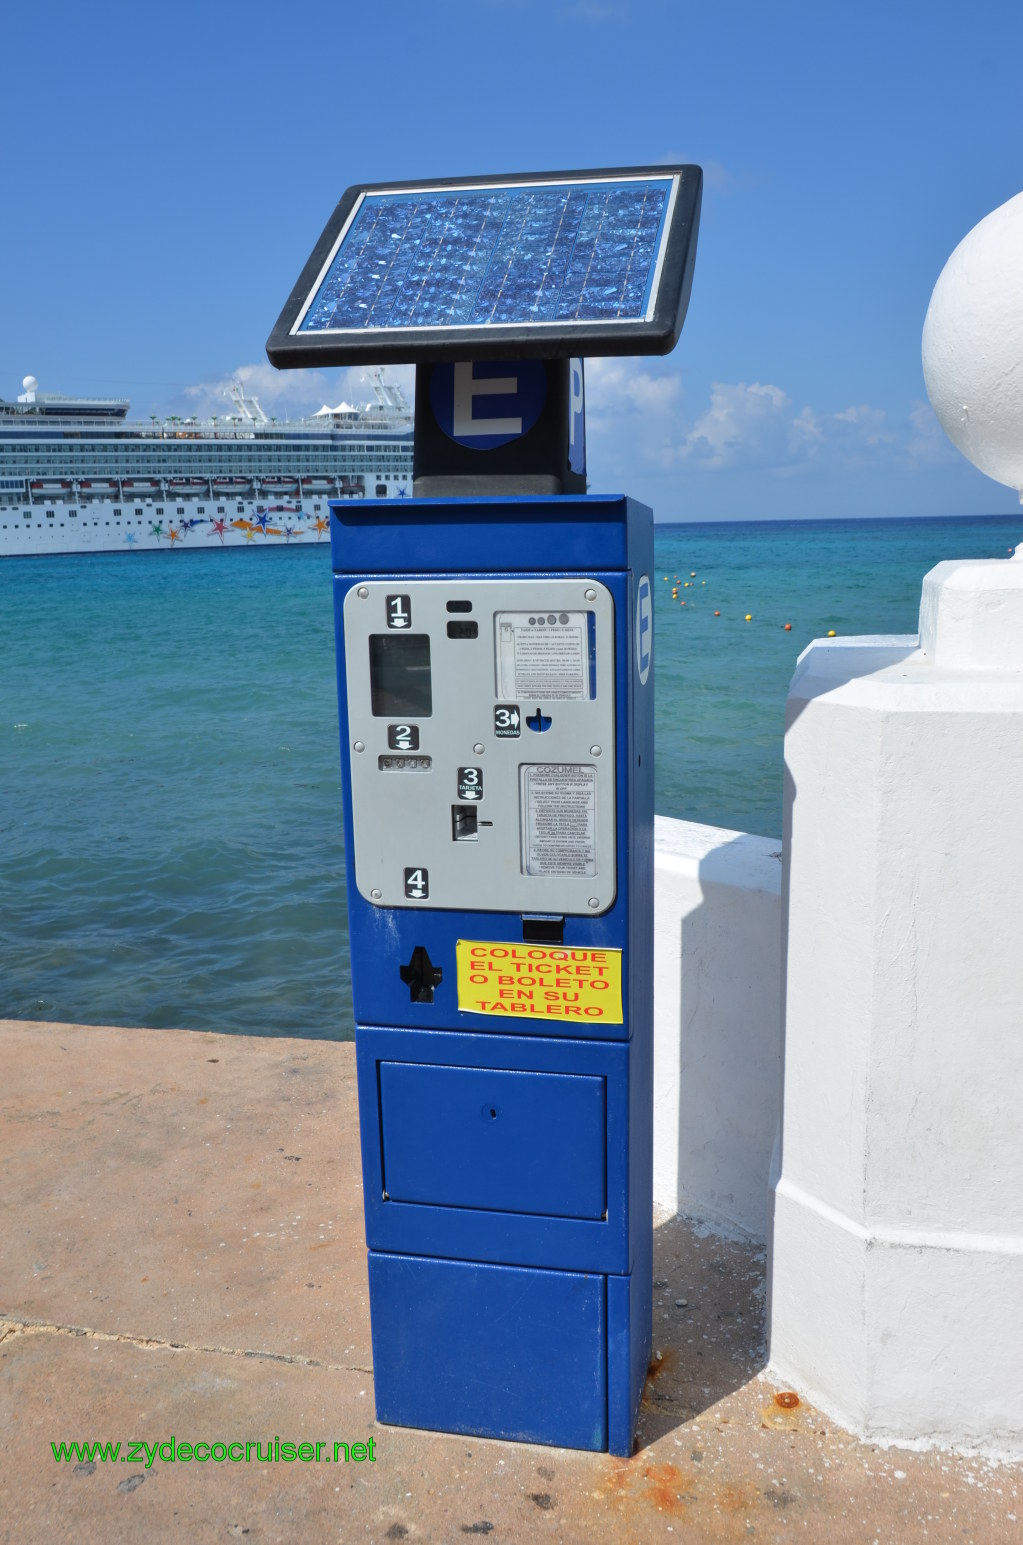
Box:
[520,764,597,877]
[496,611,591,700]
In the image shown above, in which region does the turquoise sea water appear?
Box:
[2,513,1020,1038]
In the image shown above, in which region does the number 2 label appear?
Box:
[388,724,419,750]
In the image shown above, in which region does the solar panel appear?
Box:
[267,167,702,367]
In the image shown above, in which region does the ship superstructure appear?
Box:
[0,372,413,556]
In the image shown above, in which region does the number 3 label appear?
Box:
[494,703,521,738]
[458,767,483,800]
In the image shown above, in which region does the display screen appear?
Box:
[369,634,433,717]
[296,177,674,336]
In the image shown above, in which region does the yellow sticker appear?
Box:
[456,940,623,1025]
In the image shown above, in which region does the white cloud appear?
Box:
[675,384,906,474]
[583,357,685,482]
[679,381,793,470]
[170,362,414,422]
[584,359,948,487]
[906,397,959,464]
[585,356,682,417]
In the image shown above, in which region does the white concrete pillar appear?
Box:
[769,554,1023,1456]
[653,817,782,1239]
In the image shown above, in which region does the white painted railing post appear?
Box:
[769,555,1023,1455]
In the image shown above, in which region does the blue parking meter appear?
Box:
[268,167,701,1455]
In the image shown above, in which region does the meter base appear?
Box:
[367,1250,648,1455]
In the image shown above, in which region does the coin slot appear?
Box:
[446,599,473,613]
[452,805,479,842]
[447,620,479,639]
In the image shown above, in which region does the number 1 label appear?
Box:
[387,594,411,629]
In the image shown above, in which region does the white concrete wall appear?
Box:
[653,815,782,1240]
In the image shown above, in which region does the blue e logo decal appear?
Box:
[431,361,547,450]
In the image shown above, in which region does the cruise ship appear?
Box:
[0,372,413,557]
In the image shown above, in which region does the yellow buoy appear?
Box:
[827,629,836,637]
[745,614,752,622]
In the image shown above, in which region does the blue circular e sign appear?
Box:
[430,360,547,450]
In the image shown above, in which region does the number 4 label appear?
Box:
[404,867,429,899]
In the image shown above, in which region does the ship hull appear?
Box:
[0,498,343,556]
[0,371,412,559]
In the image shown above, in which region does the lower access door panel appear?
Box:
[368,1251,607,1450]
[357,1025,631,1274]
[380,1061,606,1219]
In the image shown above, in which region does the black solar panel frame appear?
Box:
[266,165,702,368]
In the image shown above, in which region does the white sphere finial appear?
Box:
[22,374,38,393]
[922,192,1023,495]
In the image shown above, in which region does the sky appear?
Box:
[2,0,1022,521]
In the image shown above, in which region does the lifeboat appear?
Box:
[122,478,161,495]
[260,476,299,493]
[79,479,120,498]
[30,479,72,495]
[213,476,252,492]
[300,476,336,492]
[168,478,208,496]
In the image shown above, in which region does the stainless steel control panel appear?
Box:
[343,578,617,913]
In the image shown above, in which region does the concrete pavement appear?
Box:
[1,1018,1019,1543]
